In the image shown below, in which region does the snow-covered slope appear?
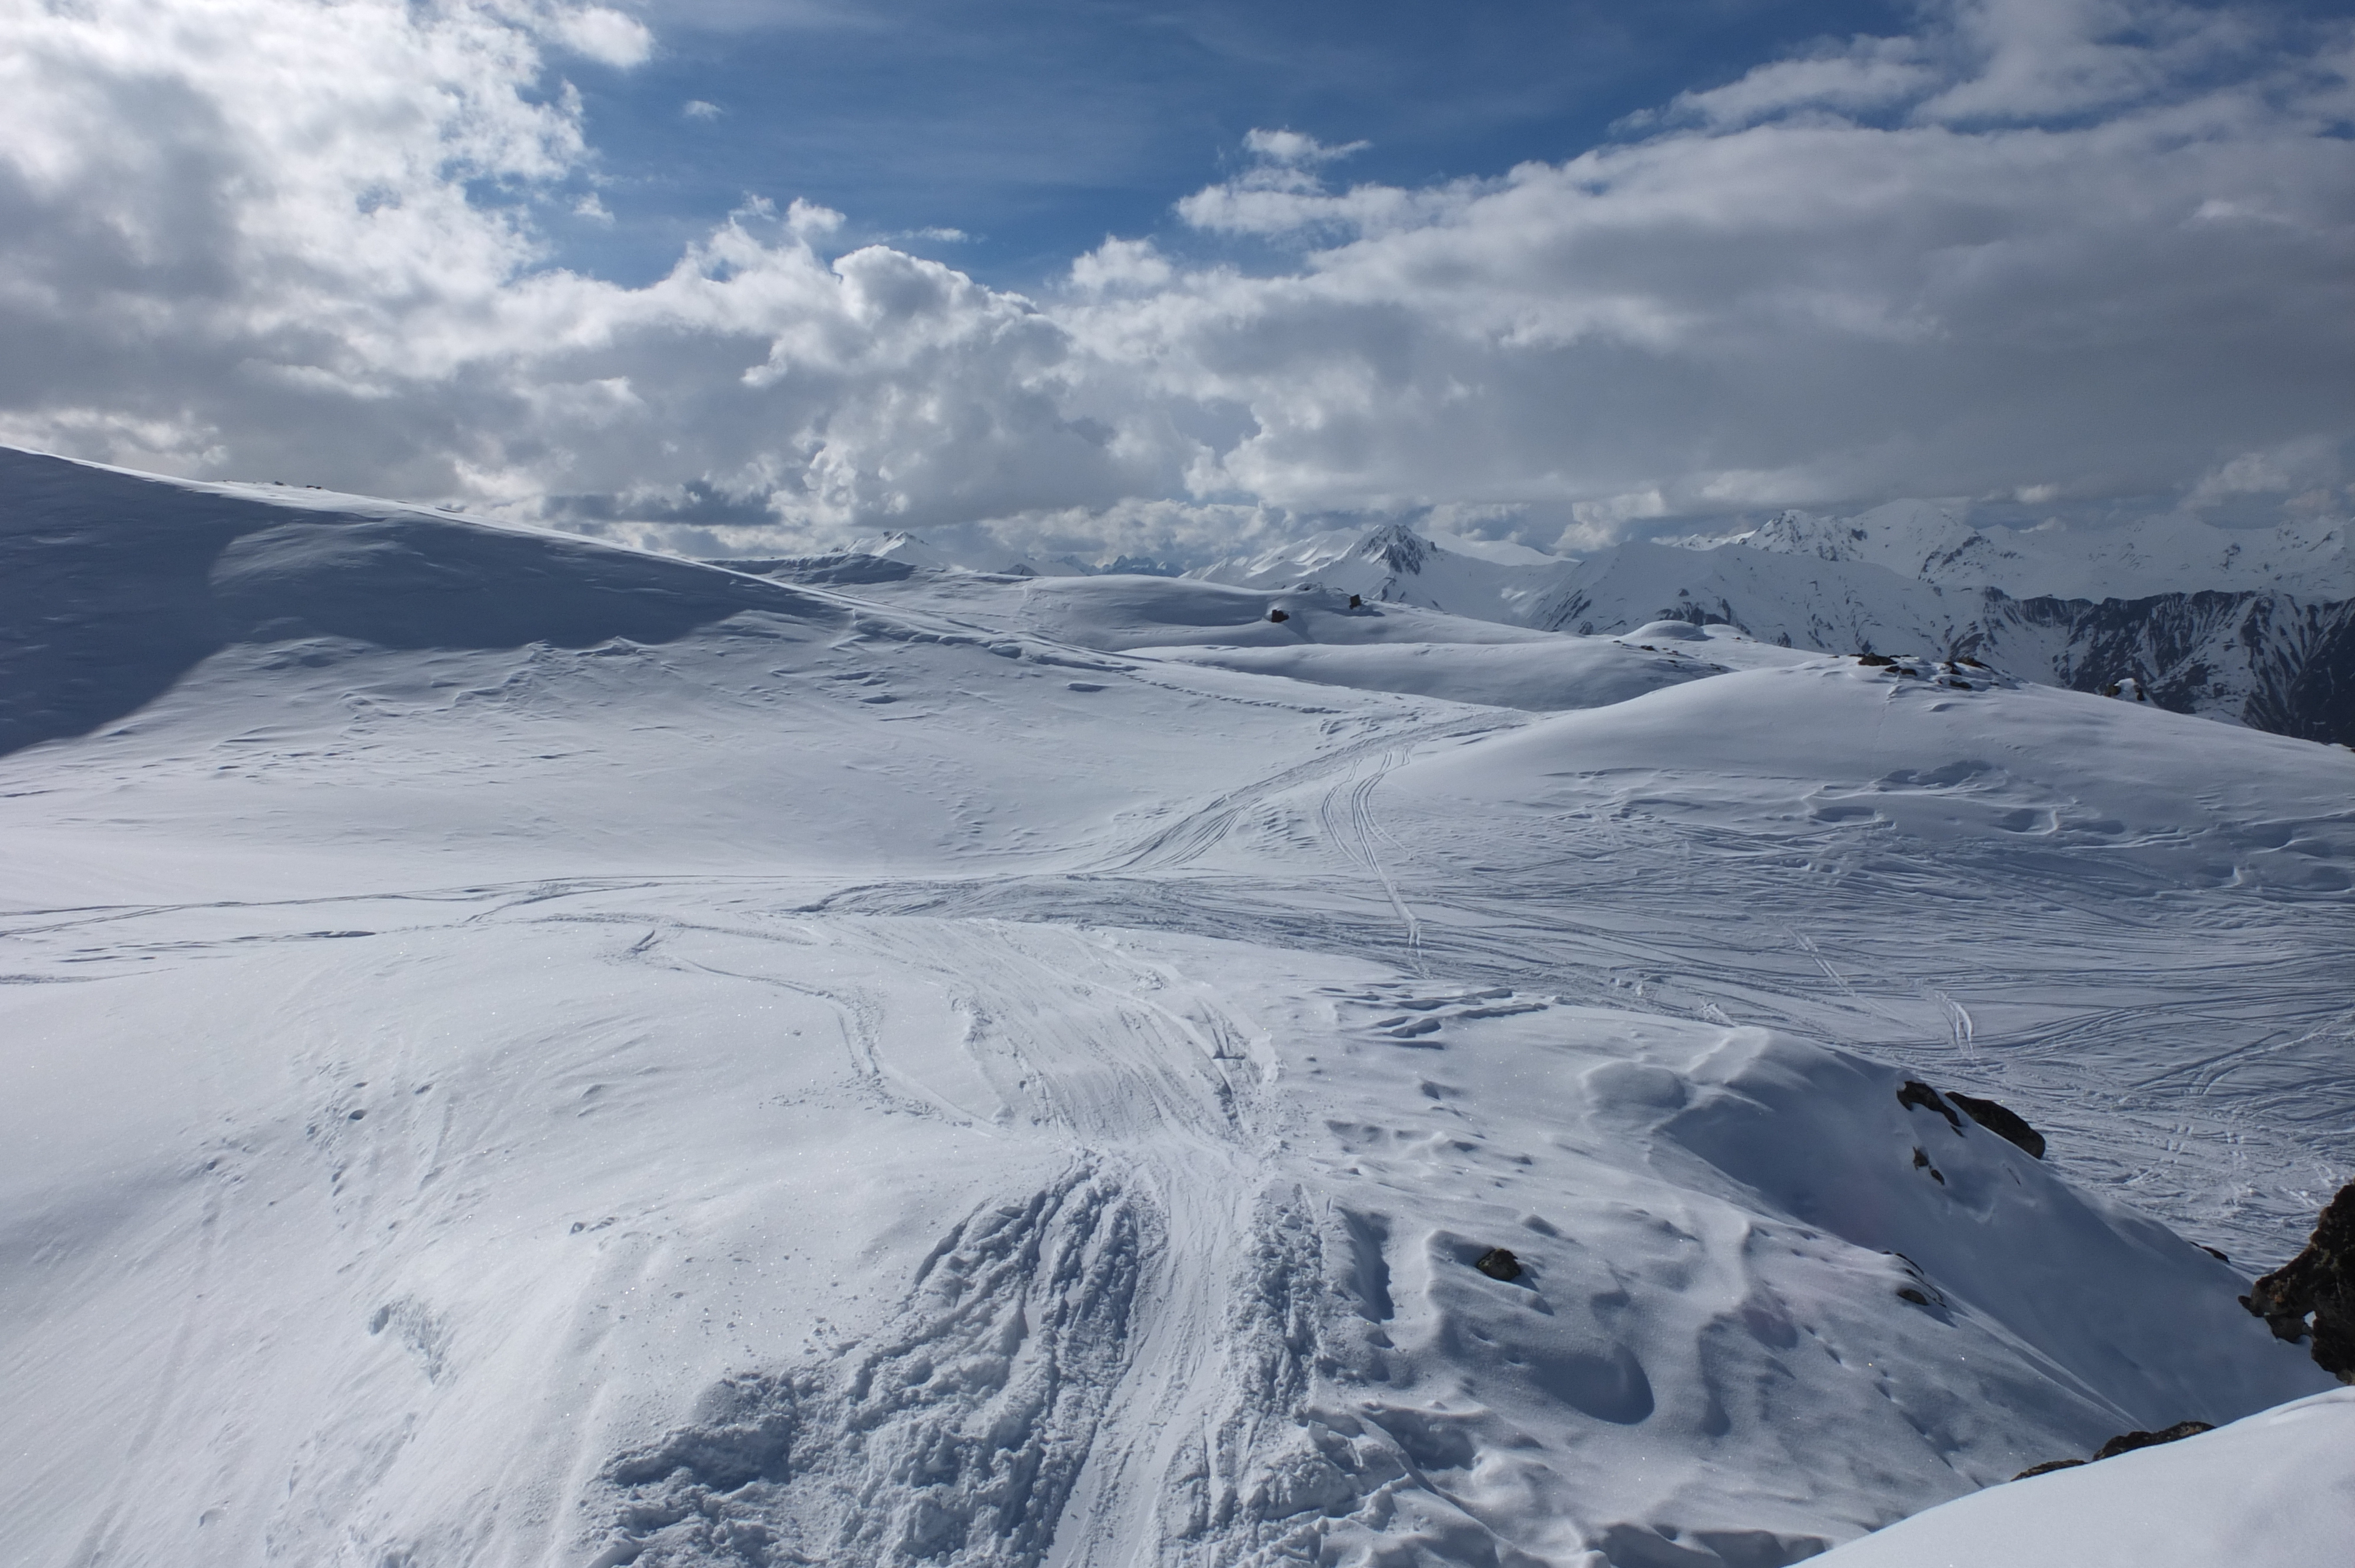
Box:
[1191,521,1572,625]
[3,448,2350,1568]
[1198,507,2355,745]
[1811,1388,2355,1568]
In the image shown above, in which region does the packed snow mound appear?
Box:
[1243,1002,2334,1568]
[1810,1388,2355,1567]
[1385,656,2355,892]
[1154,636,1723,712]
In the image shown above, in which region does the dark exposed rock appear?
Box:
[1474,1247,1523,1281]
[2241,1181,2355,1382]
[2200,1244,2230,1263]
[1896,1080,1962,1131]
[2009,1418,2214,1481]
[1896,1287,1931,1305]
[1946,1092,2046,1159]
[1268,608,1290,623]
[2002,589,2355,746]
[1357,523,1429,576]
[2091,1420,2214,1460]
[1857,653,1896,666]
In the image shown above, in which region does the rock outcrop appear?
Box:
[1946,1092,2046,1159]
[2242,1182,2355,1382]
[2009,1420,2214,1481]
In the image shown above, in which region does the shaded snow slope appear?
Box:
[0,447,834,759]
[3,451,2350,1568]
[1812,1388,2355,1567]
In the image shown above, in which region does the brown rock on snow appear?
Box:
[2009,1419,2214,1481]
[2241,1181,2355,1383]
[1896,1079,1962,1130]
[1474,1247,1523,1281]
[1946,1091,2046,1159]
[2091,1420,2214,1460]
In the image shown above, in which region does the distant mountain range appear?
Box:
[1189,510,2355,747]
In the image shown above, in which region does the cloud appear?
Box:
[2,0,2351,566]
[1652,37,1936,129]
[1240,128,1371,167]
[1074,0,2355,540]
[682,99,724,120]
[551,5,654,68]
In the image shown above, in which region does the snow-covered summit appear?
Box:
[1190,519,1573,623]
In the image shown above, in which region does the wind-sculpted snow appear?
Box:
[596,1165,1146,1568]
[1,452,2349,1567]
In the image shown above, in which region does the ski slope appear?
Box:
[1,449,2349,1568]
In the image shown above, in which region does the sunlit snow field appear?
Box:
[2,451,2350,1567]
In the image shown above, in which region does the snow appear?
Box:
[1810,1388,2355,1567]
[2,447,2349,1567]
[1681,502,2355,603]
[1187,508,2355,746]
[1190,523,1571,625]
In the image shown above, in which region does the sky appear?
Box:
[4,0,2353,565]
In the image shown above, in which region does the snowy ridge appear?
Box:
[1676,501,2355,603]
[1529,544,2355,745]
[1185,507,2355,745]
[2,447,2350,1568]
[1190,522,1571,626]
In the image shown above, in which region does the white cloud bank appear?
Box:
[2,0,2351,563]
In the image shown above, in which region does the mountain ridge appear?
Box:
[1189,512,2355,746]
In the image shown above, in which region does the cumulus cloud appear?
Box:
[2,0,2351,564]
[550,5,652,68]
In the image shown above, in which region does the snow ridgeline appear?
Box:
[1,447,2349,1568]
[1170,510,2355,748]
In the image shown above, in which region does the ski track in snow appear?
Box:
[4,461,2351,1568]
